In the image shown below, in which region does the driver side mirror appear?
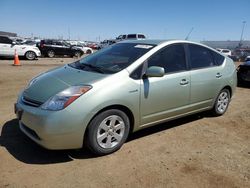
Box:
[145,66,165,77]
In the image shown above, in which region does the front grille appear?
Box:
[21,123,41,140]
[22,96,43,107]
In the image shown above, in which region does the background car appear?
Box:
[71,44,93,54]
[100,39,116,49]
[0,35,41,60]
[237,58,250,86]
[216,48,232,56]
[231,48,250,62]
[245,56,250,61]
[21,39,40,47]
[38,39,84,58]
[116,33,146,42]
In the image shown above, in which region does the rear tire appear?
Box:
[86,109,130,155]
[86,49,92,54]
[211,89,230,116]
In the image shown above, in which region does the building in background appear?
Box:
[201,40,250,50]
[0,31,17,37]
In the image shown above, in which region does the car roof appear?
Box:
[120,39,168,45]
[120,39,209,47]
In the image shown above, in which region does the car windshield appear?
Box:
[69,43,155,74]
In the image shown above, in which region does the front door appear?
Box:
[140,43,190,126]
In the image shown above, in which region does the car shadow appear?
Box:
[0,119,96,164]
[1,113,205,164]
[127,113,204,141]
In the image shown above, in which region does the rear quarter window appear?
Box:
[189,44,216,69]
[211,50,225,66]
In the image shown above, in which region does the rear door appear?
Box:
[0,36,13,56]
[187,44,224,109]
[140,43,190,126]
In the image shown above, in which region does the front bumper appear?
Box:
[14,95,88,150]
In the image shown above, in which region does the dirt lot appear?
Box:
[0,57,249,188]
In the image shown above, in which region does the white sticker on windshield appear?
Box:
[134,45,153,49]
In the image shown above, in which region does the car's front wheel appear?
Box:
[25,51,36,60]
[212,89,231,116]
[74,51,82,58]
[86,109,130,155]
[47,50,55,58]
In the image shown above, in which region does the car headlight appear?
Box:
[41,85,92,111]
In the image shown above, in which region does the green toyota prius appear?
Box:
[15,40,237,155]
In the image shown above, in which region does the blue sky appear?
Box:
[0,0,249,42]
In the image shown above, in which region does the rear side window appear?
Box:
[127,34,136,39]
[44,40,53,45]
[211,50,225,66]
[0,36,12,44]
[189,44,215,69]
[138,35,145,39]
[147,44,187,73]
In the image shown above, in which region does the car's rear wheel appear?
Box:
[212,89,230,116]
[86,109,130,155]
[25,51,36,60]
[47,50,55,58]
[86,49,92,54]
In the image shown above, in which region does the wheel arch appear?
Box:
[84,104,135,138]
[25,50,37,59]
[222,85,232,98]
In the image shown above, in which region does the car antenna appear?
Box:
[185,27,194,40]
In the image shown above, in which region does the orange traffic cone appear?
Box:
[13,49,21,66]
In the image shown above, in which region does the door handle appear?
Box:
[216,73,222,78]
[180,79,189,85]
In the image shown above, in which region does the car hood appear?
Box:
[23,65,107,103]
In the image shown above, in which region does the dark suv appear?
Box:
[38,40,84,58]
[231,48,250,62]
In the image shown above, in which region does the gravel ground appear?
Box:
[0,57,249,188]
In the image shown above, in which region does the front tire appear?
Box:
[74,51,82,58]
[47,50,55,58]
[86,109,130,155]
[25,51,36,60]
[212,89,230,116]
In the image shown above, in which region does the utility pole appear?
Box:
[185,27,194,40]
[68,27,71,40]
[239,21,246,47]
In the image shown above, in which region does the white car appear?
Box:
[72,44,93,54]
[0,36,41,60]
[216,48,232,56]
[246,56,250,61]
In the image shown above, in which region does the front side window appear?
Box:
[147,44,187,73]
[69,43,155,74]
[189,44,215,69]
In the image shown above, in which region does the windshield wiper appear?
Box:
[79,63,105,74]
